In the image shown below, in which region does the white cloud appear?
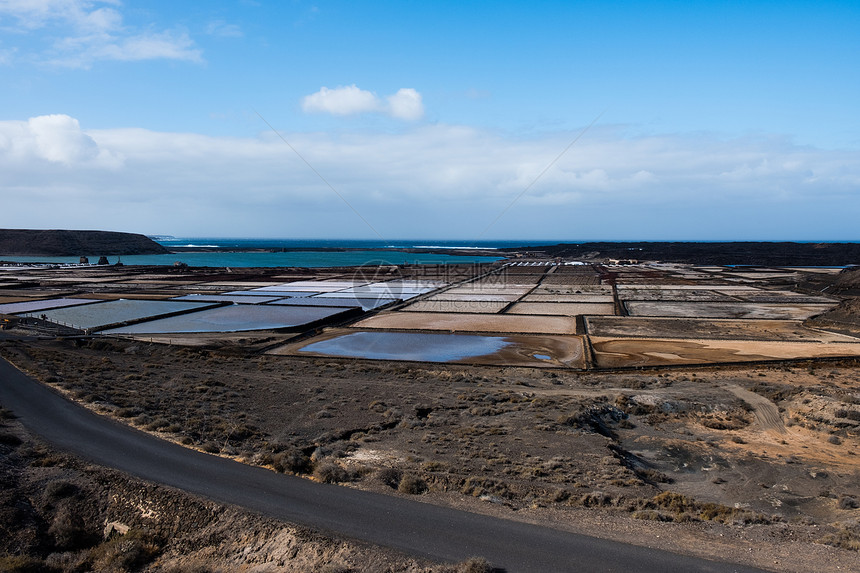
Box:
[206,20,243,38]
[301,85,381,116]
[302,85,425,120]
[0,114,121,166]
[387,88,423,121]
[79,30,201,63]
[0,0,202,67]
[28,114,99,163]
[0,0,115,30]
[1,115,858,239]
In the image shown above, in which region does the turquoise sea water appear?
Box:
[0,238,529,268]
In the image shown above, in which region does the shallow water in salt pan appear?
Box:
[299,331,511,362]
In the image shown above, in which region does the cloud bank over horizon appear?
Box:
[1,113,856,241]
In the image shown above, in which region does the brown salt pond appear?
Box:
[625,301,836,320]
[586,317,860,342]
[401,300,510,313]
[506,302,616,316]
[354,311,578,335]
[590,337,860,368]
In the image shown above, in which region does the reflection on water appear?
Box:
[299,331,511,362]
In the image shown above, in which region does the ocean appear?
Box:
[0,238,547,268]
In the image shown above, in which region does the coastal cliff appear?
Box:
[0,229,169,256]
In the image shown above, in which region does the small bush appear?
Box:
[314,463,350,484]
[49,506,93,550]
[44,480,78,500]
[0,555,51,572]
[652,491,697,514]
[115,407,139,418]
[377,468,402,489]
[272,448,312,474]
[398,475,428,495]
[456,557,494,573]
[818,523,860,551]
[88,529,161,571]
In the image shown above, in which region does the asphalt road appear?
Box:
[0,355,769,573]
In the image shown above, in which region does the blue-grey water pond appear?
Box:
[298,331,511,362]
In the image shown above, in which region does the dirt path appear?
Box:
[724,384,786,434]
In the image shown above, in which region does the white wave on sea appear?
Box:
[411,245,498,250]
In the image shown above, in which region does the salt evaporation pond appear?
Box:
[173,294,282,304]
[22,299,214,330]
[298,331,511,362]
[103,304,354,334]
[0,298,100,314]
[224,290,318,298]
[269,297,395,311]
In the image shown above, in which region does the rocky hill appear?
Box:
[0,229,168,256]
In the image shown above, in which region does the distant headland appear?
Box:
[0,229,169,256]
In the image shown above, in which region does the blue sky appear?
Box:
[1,0,858,241]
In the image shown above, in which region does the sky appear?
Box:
[1,0,858,242]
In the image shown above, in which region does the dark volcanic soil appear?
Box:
[2,338,858,572]
[0,407,464,572]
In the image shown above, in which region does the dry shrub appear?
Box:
[48,506,93,551]
[377,467,402,489]
[652,491,698,514]
[88,529,161,571]
[272,448,312,474]
[0,555,51,572]
[456,556,494,573]
[818,522,860,551]
[644,491,772,525]
[314,463,350,484]
[43,480,78,500]
[398,475,428,495]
